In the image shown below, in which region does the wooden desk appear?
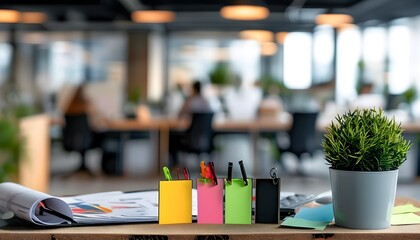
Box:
[1,223,419,240]
[1,198,419,240]
[105,116,292,177]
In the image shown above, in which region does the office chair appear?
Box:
[62,113,95,175]
[176,112,215,164]
[277,112,319,170]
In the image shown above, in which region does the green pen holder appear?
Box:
[224,178,253,224]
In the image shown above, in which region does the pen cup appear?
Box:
[255,178,281,224]
[197,178,224,224]
[224,178,253,224]
[159,180,193,224]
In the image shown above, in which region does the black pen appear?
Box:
[227,162,233,184]
[239,160,248,186]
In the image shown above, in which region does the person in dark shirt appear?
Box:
[178,81,211,119]
[169,81,212,167]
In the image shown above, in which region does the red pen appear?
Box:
[183,167,190,180]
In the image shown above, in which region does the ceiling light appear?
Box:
[131,10,175,23]
[261,42,277,56]
[315,14,353,28]
[220,3,269,21]
[240,30,273,42]
[0,10,20,23]
[21,12,47,24]
[276,32,288,44]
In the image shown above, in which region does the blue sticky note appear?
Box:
[294,203,334,222]
[281,217,330,230]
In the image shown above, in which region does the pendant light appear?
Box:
[131,10,175,23]
[220,0,269,21]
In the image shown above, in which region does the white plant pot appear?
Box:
[329,168,398,229]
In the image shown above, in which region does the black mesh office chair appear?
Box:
[62,114,95,175]
[277,111,319,162]
[170,112,215,166]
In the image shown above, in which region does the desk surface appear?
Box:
[105,115,420,133]
[1,198,419,240]
[105,115,292,132]
[1,223,420,240]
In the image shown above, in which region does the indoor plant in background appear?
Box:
[322,108,411,229]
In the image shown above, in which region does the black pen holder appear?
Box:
[254,177,281,224]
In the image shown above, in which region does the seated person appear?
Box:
[178,81,212,119]
[66,86,108,147]
[169,81,212,167]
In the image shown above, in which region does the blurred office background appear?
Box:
[0,0,420,197]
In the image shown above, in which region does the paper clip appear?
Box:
[163,166,172,181]
[270,167,279,185]
[227,162,233,184]
[183,167,190,180]
[38,201,77,224]
[239,160,248,186]
[209,162,218,185]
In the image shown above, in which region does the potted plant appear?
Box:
[209,62,232,86]
[321,108,411,229]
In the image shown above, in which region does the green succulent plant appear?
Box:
[322,108,411,171]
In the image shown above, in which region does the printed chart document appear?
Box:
[0,182,197,227]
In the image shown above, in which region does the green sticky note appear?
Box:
[281,217,330,230]
[393,204,420,215]
[225,178,252,224]
[391,213,420,225]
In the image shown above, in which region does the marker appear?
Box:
[227,162,233,184]
[200,160,206,178]
[239,160,248,186]
[209,162,218,185]
[163,167,172,181]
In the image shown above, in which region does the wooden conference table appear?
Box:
[104,114,420,177]
[1,198,419,239]
[105,114,293,177]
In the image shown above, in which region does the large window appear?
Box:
[388,19,412,94]
[0,42,12,87]
[362,26,387,85]
[313,25,334,84]
[283,32,312,89]
[336,27,362,105]
[168,31,261,87]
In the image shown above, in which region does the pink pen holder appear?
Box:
[196,178,224,224]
